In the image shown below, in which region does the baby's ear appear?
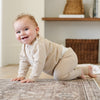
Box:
[36,27,39,31]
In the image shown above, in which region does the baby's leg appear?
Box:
[88,66,96,78]
[76,65,96,78]
[53,48,82,80]
[53,61,82,80]
[80,71,85,79]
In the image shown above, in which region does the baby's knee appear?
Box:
[53,70,71,81]
[53,71,64,81]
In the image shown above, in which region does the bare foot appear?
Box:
[88,66,97,78]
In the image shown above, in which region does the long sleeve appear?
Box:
[29,42,46,81]
[17,45,30,78]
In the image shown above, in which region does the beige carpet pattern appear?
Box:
[0,79,100,100]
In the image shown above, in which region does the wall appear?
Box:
[45,0,100,62]
[0,0,45,67]
[0,0,100,66]
[0,0,2,66]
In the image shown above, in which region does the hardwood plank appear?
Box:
[0,65,100,87]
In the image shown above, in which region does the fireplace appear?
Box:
[66,39,99,64]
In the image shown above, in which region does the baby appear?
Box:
[12,14,96,83]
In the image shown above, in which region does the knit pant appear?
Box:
[53,48,88,81]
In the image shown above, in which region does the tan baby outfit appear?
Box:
[17,35,86,81]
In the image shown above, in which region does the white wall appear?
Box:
[0,0,2,66]
[45,0,100,63]
[0,0,45,67]
[0,0,99,66]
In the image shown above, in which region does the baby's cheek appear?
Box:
[16,35,21,40]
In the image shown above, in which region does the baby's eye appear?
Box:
[16,31,20,34]
[25,28,28,31]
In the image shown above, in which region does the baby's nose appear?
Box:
[21,31,25,35]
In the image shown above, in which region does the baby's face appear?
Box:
[14,17,39,45]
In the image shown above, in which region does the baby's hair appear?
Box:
[15,14,38,26]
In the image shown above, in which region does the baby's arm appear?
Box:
[27,43,46,82]
[12,59,30,81]
[12,44,30,82]
[11,61,30,82]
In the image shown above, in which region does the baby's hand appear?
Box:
[11,77,25,81]
[21,79,35,83]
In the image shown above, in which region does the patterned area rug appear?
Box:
[0,78,100,100]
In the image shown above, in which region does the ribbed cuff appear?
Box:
[17,73,26,78]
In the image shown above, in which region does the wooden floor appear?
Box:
[0,64,100,87]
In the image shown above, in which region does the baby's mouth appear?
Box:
[21,36,29,40]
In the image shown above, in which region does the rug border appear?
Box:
[93,78,100,90]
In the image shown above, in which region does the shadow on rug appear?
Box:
[0,78,100,100]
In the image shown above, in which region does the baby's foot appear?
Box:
[88,66,97,78]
